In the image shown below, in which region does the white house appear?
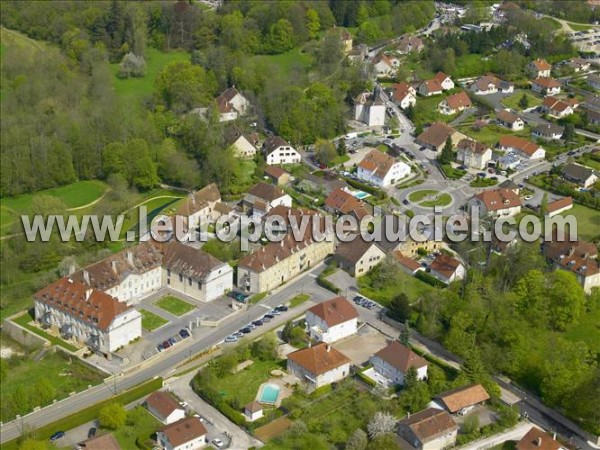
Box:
[263,136,301,165]
[372,54,398,77]
[528,58,552,78]
[225,126,259,159]
[429,254,465,284]
[244,402,264,422]
[398,408,457,450]
[434,384,490,416]
[496,109,524,131]
[357,149,411,187]
[242,182,292,217]
[370,340,428,386]
[471,73,514,95]
[392,83,417,109]
[418,79,443,97]
[544,239,600,294]
[174,183,222,234]
[287,342,351,391]
[532,123,564,140]
[531,78,561,95]
[306,297,359,343]
[434,71,454,90]
[217,87,249,115]
[456,139,492,170]
[157,417,207,450]
[34,278,142,356]
[335,239,386,277]
[541,96,575,118]
[354,89,386,127]
[498,136,545,160]
[145,391,186,425]
[545,196,573,218]
[469,188,522,217]
[438,91,472,115]
[562,163,598,187]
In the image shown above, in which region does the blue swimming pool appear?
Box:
[258,383,280,404]
[353,190,370,199]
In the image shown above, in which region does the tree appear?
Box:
[562,123,575,142]
[118,52,146,78]
[315,139,337,166]
[267,19,295,54]
[367,433,402,450]
[98,402,126,430]
[463,345,486,383]
[367,411,396,439]
[306,9,320,39]
[399,322,410,346]
[337,139,347,156]
[518,93,529,109]
[406,103,415,120]
[547,270,585,331]
[155,61,217,113]
[389,293,411,322]
[250,333,278,361]
[346,428,368,450]
[438,137,454,165]
[540,192,549,217]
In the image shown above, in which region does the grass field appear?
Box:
[563,307,600,353]
[12,311,78,352]
[155,296,195,316]
[452,53,493,78]
[289,294,311,308]
[458,123,530,147]
[1,347,104,422]
[562,203,600,241]
[501,91,543,111]
[420,193,452,207]
[109,47,190,109]
[113,406,161,449]
[139,309,168,331]
[251,47,313,79]
[568,22,594,31]
[119,194,185,239]
[408,189,439,202]
[413,93,458,127]
[358,265,436,306]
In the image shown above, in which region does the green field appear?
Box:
[119,194,185,239]
[155,296,195,316]
[408,189,439,202]
[562,203,600,241]
[563,307,600,353]
[251,47,313,79]
[1,344,104,422]
[358,264,436,306]
[109,47,190,108]
[139,309,168,331]
[452,53,493,78]
[420,193,452,207]
[113,406,161,449]
[458,123,530,147]
[414,93,458,127]
[568,22,594,31]
[289,293,311,308]
[501,91,543,111]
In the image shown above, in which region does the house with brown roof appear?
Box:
[468,188,522,217]
[416,123,466,152]
[263,166,291,186]
[471,73,514,95]
[357,149,411,187]
[392,251,423,275]
[562,162,598,187]
[543,239,600,293]
[372,53,398,77]
[392,82,417,109]
[532,78,561,95]
[287,342,351,391]
[434,71,455,90]
[145,391,186,424]
[306,297,359,343]
[355,88,386,127]
[545,196,573,218]
[496,109,525,131]
[174,183,223,233]
[456,139,492,170]
[34,278,141,355]
[370,340,428,386]
[324,188,369,223]
[242,182,292,217]
[528,58,552,78]
[498,136,545,160]
[438,91,472,115]
[532,123,564,140]
[263,136,301,165]
[156,417,208,450]
[397,407,458,450]
[215,87,249,122]
[567,57,591,73]
[244,401,264,422]
[433,384,490,415]
[517,427,568,450]
[397,35,424,54]
[224,126,259,159]
[77,433,121,450]
[541,96,575,118]
[429,254,465,284]
[237,213,334,293]
[334,238,386,277]
[418,78,443,97]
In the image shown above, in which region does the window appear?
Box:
[179,274,183,282]
[197,281,202,289]
[167,269,171,277]
[188,277,192,286]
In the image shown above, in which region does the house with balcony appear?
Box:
[306,297,358,343]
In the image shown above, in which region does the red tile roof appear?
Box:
[496,109,522,125]
[421,79,443,94]
[517,427,564,450]
[392,251,422,272]
[473,188,522,212]
[416,122,456,149]
[498,135,542,156]
[373,340,427,372]
[532,77,561,88]
[392,82,415,102]
[160,417,207,447]
[544,239,599,277]
[430,254,463,279]
[247,182,286,202]
[324,189,365,215]
[435,384,490,413]
[175,183,221,216]
[287,342,351,376]
[358,149,399,179]
[457,139,490,155]
[146,391,183,419]
[546,196,573,214]
[443,91,472,110]
[308,297,358,327]
[530,58,552,71]
[434,71,450,83]
[34,278,129,331]
[542,96,573,114]
[263,166,289,179]
[398,408,457,443]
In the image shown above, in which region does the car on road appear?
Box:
[403,199,410,205]
[212,438,225,448]
[567,151,576,156]
[240,327,252,334]
[264,314,274,320]
[88,427,97,439]
[50,431,65,441]
[458,165,467,170]
[225,335,238,343]
[353,295,363,303]
[246,323,257,330]
[179,329,190,339]
[233,332,243,338]
[252,320,264,327]
[157,343,164,352]
[269,309,281,316]
[491,176,498,181]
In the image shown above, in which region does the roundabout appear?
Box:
[407,189,453,208]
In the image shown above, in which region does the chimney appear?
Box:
[83,270,90,285]
[127,251,134,265]
[68,264,77,276]
[111,260,118,272]
[535,438,542,447]
[85,288,93,301]
[552,433,557,441]
[326,344,331,352]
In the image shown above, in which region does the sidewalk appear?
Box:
[457,422,532,450]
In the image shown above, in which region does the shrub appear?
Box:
[415,270,447,288]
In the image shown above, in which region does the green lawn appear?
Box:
[211,359,283,406]
[576,153,600,171]
[139,309,168,331]
[420,193,452,207]
[2,180,107,211]
[119,194,184,239]
[109,47,190,108]
[501,91,543,111]
[563,307,600,353]
[12,311,78,351]
[155,296,195,316]
[470,178,498,187]
[440,164,466,180]
[1,345,104,422]
[568,22,594,31]
[408,189,439,202]
[414,93,458,127]
[113,406,161,449]
[452,53,493,78]
[458,123,530,147]
[562,203,600,241]
[289,293,311,308]
[358,264,436,306]
[251,47,313,79]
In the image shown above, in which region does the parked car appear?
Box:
[269,309,281,316]
[568,151,576,156]
[477,172,486,177]
[157,343,164,352]
[225,335,238,343]
[275,304,288,312]
[168,337,176,346]
[50,432,65,441]
[162,340,171,349]
[252,320,264,327]
[213,438,225,448]
[179,329,190,338]
[88,428,97,439]
[353,295,364,303]
[264,314,274,320]
[240,327,252,334]
[246,323,256,330]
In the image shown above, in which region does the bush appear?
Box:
[356,371,377,387]
[415,270,447,288]
[317,277,340,294]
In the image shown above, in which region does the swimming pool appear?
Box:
[353,190,370,199]
[258,383,280,404]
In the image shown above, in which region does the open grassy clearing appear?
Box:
[408,189,439,202]
[139,309,168,331]
[113,406,162,449]
[250,47,313,80]
[562,203,600,241]
[501,91,543,111]
[155,296,195,316]
[420,193,452,207]
[457,123,531,147]
[358,265,435,306]
[563,307,600,353]
[413,92,459,127]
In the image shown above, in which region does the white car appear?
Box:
[212,438,225,448]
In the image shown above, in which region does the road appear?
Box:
[0,265,333,444]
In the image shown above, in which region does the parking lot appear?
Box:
[569,29,600,54]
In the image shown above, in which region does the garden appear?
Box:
[155,296,195,317]
[139,309,168,331]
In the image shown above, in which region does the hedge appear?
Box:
[356,371,377,388]
[344,178,387,200]
[415,270,447,288]
[317,277,340,294]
